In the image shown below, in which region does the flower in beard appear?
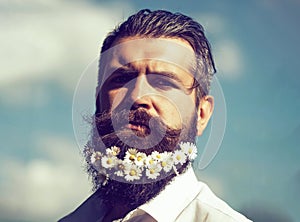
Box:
[124,164,142,181]
[160,153,174,173]
[144,155,157,166]
[101,155,117,169]
[173,150,186,165]
[135,152,147,167]
[151,151,163,161]
[180,142,198,160]
[146,163,162,180]
[114,159,126,177]
[90,151,102,171]
[124,148,138,163]
[106,146,120,156]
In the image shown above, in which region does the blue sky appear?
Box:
[0,0,299,221]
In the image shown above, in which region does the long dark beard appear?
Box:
[85,108,197,209]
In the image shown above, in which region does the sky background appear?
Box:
[1,0,299,221]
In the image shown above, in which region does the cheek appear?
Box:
[157,92,197,129]
[102,88,128,111]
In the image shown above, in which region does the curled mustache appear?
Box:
[94,109,180,137]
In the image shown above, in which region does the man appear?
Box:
[60,9,252,222]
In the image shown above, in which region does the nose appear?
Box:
[129,75,154,110]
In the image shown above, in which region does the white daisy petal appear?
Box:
[134,152,147,166]
[124,148,138,163]
[124,164,142,181]
[146,164,162,180]
[173,150,187,165]
[90,151,102,171]
[151,151,163,161]
[160,155,174,172]
[114,159,125,177]
[106,146,120,156]
[144,156,157,166]
[180,142,197,160]
[101,156,117,169]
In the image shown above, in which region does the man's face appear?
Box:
[98,37,199,136]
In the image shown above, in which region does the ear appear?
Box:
[197,95,214,136]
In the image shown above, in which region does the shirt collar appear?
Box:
[138,166,202,222]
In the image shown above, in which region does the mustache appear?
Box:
[94,109,179,137]
[91,109,184,155]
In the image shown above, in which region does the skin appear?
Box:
[99,37,214,137]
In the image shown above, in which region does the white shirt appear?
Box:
[117,167,252,222]
[59,167,252,222]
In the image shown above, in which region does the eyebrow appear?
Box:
[112,66,138,74]
[148,70,191,87]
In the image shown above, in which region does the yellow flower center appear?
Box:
[156,154,161,159]
[137,156,143,161]
[106,158,113,165]
[129,154,136,161]
[129,169,137,176]
[176,155,181,160]
[149,159,154,164]
[150,169,155,174]
[161,161,167,167]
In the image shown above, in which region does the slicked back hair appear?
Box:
[97,9,216,110]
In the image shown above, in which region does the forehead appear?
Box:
[101,38,197,81]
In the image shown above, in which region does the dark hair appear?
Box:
[97,9,216,108]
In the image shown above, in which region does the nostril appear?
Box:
[131,100,150,110]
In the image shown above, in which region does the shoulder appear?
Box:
[176,181,252,222]
[58,191,104,222]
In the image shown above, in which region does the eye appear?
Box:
[111,75,131,85]
[150,75,180,90]
[107,70,136,88]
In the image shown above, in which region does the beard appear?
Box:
[84,108,197,209]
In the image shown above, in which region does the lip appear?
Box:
[127,121,149,131]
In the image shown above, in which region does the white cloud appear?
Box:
[0,134,91,221]
[194,13,244,79]
[0,0,134,105]
[195,13,226,35]
[214,40,244,79]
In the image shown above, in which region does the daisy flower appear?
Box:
[180,142,197,160]
[124,148,138,163]
[151,151,163,161]
[173,150,187,165]
[106,146,120,156]
[134,152,147,166]
[90,151,102,171]
[146,164,162,180]
[124,164,142,181]
[144,155,157,167]
[101,155,117,169]
[160,154,174,172]
[114,159,125,177]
